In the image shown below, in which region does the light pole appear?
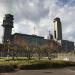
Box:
[7,40,10,58]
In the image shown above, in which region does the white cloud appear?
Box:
[0,0,75,43]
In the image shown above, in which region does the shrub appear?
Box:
[0,60,75,71]
[0,65,15,73]
[17,60,75,70]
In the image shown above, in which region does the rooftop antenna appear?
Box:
[33,24,35,35]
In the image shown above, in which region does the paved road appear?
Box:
[1,67,75,75]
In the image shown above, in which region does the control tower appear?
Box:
[2,14,14,44]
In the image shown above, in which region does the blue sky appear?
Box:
[0,0,75,43]
[57,0,75,7]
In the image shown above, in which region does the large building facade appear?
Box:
[12,33,45,47]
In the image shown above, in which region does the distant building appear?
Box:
[47,31,53,40]
[58,40,74,51]
[53,17,62,40]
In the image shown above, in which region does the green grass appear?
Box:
[0,57,75,71]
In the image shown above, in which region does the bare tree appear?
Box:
[41,39,61,60]
[12,35,33,60]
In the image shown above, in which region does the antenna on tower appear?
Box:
[32,24,36,35]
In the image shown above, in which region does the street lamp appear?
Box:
[7,40,10,58]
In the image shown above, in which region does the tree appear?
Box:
[0,44,5,57]
[12,35,33,60]
[41,39,61,60]
[36,46,42,60]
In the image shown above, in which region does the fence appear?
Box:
[52,53,75,62]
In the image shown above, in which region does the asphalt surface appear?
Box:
[0,67,75,75]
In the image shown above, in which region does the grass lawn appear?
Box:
[0,57,75,72]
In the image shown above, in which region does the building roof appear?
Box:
[12,33,44,39]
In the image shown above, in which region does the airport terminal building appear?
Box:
[1,14,74,55]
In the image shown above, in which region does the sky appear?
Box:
[0,0,75,43]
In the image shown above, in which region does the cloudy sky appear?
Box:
[0,0,75,43]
